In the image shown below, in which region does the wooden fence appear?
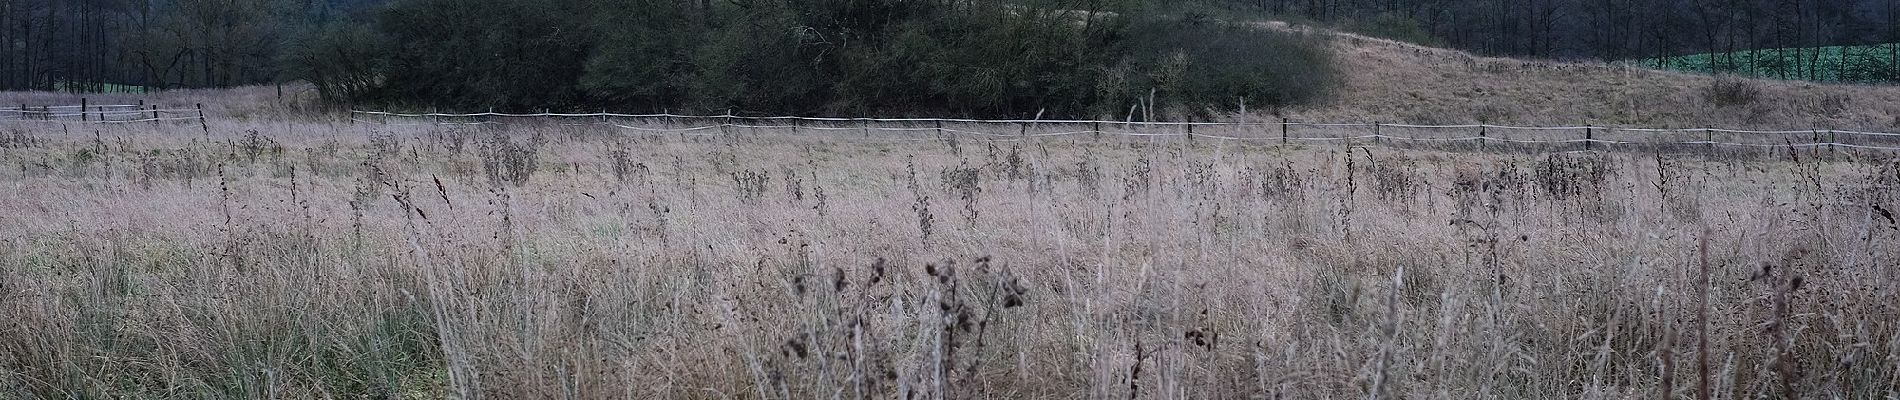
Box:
[0,99,204,124]
[350,110,1900,155]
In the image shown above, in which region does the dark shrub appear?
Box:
[1113,15,1340,118]
[298,0,1341,119]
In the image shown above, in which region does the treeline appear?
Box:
[20,0,1892,115]
[1246,0,1900,79]
[285,0,1337,118]
[0,0,381,92]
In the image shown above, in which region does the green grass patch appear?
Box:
[1634,44,1900,84]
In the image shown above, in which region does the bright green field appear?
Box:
[1635,44,1900,84]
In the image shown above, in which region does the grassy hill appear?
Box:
[1276,26,1900,131]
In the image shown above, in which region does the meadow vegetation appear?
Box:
[9,19,1900,397]
[1,112,1897,398]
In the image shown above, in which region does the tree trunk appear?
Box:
[1,0,12,90]
[1891,0,1899,81]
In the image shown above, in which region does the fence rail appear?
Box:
[350,110,1900,153]
[2,100,205,124]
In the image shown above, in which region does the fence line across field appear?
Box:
[347,109,1900,136]
[350,110,1281,126]
[2,108,202,115]
[2,102,207,124]
[350,110,1900,152]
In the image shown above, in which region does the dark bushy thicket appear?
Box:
[294,0,1340,119]
[1112,16,1336,118]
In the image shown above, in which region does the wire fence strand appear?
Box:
[345,110,1900,152]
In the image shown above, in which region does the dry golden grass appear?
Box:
[1,111,1897,398]
[6,32,1900,397]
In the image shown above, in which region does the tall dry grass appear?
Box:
[1,113,1896,398]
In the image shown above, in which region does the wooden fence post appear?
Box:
[136,100,145,122]
[80,98,88,122]
[1479,125,1488,151]
[936,119,945,137]
[196,103,209,134]
[1585,125,1595,151]
[1828,129,1837,156]
[1280,118,1289,145]
[1092,121,1101,140]
[722,110,734,136]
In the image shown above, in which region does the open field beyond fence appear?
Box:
[1,117,1898,398]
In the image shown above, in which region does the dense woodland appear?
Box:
[289,0,1343,117]
[0,0,381,92]
[2,0,1898,116]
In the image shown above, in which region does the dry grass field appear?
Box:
[6,29,1900,399]
[1,111,1898,398]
